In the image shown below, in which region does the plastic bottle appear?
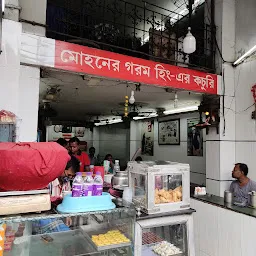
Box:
[83,172,94,196]
[72,172,83,197]
[113,160,120,174]
[93,171,103,196]
[89,165,94,173]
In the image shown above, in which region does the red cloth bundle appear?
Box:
[0,142,70,191]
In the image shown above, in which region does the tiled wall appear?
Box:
[234,0,256,181]
[191,198,256,256]
[130,112,206,185]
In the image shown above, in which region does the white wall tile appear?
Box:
[206,179,220,196]
[0,20,22,115]
[241,215,256,256]
[235,142,256,181]
[217,208,242,256]
[219,141,235,180]
[206,141,220,180]
[220,181,233,196]
[196,202,219,256]
[219,95,236,141]
[18,66,40,142]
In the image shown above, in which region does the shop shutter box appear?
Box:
[0,142,70,191]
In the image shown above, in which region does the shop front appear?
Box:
[0,29,221,256]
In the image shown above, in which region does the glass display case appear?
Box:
[128,161,190,214]
[135,213,195,256]
[0,207,136,256]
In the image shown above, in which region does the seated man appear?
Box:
[230,163,256,205]
[33,156,80,235]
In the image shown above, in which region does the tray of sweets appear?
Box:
[88,229,131,251]
[142,231,163,245]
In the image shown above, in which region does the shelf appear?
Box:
[0,206,136,223]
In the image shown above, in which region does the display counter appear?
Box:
[191,195,256,256]
[135,209,195,256]
[192,194,256,218]
[0,207,136,256]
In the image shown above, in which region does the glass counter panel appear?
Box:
[141,222,188,256]
[130,173,147,208]
[155,174,182,204]
[2,210,134,256]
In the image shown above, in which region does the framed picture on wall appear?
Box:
[158,119,180,145]
[141,120,154,156]
[75,127,86,137]
[187,118,203,156]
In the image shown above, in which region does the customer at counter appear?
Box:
[89,147,99,165]
[230,163,256,205]
[69,137,90,172]
[104,154,114,173]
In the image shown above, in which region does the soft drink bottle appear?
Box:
[83,172,94,196]
[72,172,83,197]
[93,171,103,196]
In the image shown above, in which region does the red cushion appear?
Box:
[0,142,70,191]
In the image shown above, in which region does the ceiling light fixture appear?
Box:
[183,27,196,54]
[163,105,198,115]
[133,113,158,120]
[233,44,256,66]
[95,119,123,126]
[129,91,135,104]
[2,0,5,13]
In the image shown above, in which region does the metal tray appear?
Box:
[142,242,184,256]
[81,227,131,252]
[0,189,49,197]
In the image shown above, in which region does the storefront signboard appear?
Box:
[55,40,218,94]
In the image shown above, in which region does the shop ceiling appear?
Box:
[40,69,202,121]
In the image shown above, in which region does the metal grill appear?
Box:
[46,0,215,72]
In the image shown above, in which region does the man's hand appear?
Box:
[65,217,72,227]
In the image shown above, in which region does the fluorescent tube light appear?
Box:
[2,0,4,13]
[133,113,158,120]
[163,105,198,115]
[233,44,256,66]
[95,119,123,126]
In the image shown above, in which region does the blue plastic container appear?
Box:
[57,192,116,213]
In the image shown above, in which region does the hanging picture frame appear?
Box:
[158,119,180,145]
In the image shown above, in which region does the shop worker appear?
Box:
[104,153,114,173]
[230,163,256,205]
[89,146,99,165]
[69,137,90,172]
[33,156,80,235]
[56,138,69,150]
[50,155,80,199]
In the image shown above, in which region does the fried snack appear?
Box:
[155,186,182,204]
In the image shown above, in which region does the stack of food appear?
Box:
[152,241,182,256]
[91,230,130,247]
[154,186,182,204]
[142,232,163,245]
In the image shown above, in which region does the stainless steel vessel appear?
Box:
[224,190,233,204]
[111,171,129,188]
[249,191,256,208]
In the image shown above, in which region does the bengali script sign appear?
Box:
[55,41,218,94]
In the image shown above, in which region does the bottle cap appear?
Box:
[96,171,101,175]
[76,172,82,176]
[87,172,92,175]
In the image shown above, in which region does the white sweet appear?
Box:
[152,241,182,256]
